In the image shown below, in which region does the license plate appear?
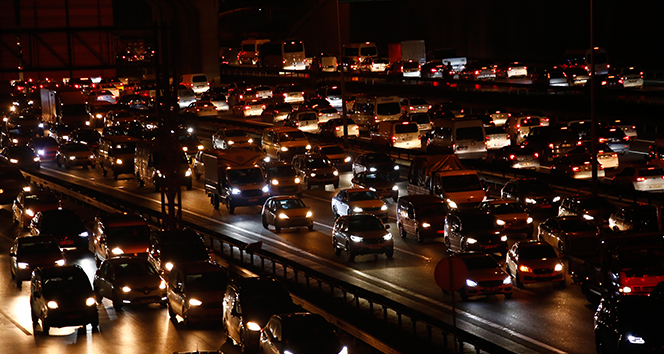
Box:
[521,162,531,166]
[248,198,258,202]
[562,144,571,147]
[368,244,382,249]
[535,273,552,278]
[540,205,552,208]
[61,240,74,245]
[484,244,498,249]
[484,287,500,292]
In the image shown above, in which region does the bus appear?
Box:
[259,39,307,70]
[343,42,378,63]
[563,48,609,75]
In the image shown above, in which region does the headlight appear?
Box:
[554,263,563,272]
[159,280,167,290]
[383,234,392,241]
[247,138,253,144]
[182,146,188,152]
[380,205,388,211]
[294,177,301,184]
[33,157,40,162]
[466,238,477,244]
[305,144,311,150]
[369,187,376,191]
[47,301,59,309]
[280,146,289,152]
[231,188,241,195]
[583,214,594,220]
[111,247,124,255]
[271,179,279,185]
[79,231,89,237]
[338,347,348,354]
[446,199,458,209]
[96,113,102,119]
[627,335,645,344]
[620,286,632,293]
[165,262,174,271]
[247,321,262,331]
[392,185,399,191]
[352,207,363,213]
[185,168,192,177]
[310,172,316,177]
[262,185,269,193]
[519,265,532,273]
[421,222,431,228]
[552,196,561,203]
[500,235,508,242]
[503,276,512,285]
[197,145,204,150]
[306,211,313,218]
[55,259,65,266]
[122,286,132,293]
[393,165,399,170]
[86,297,97,306]
[527,217,533,224]
[344,156,351,163]
[12,138,18,144]
[369,167,377,172]
[115,158,123,165]
[350,235,363,242]
[25,209,34,217]
[9,158,18,164]
[278,213,289,219]
[525,198,536,204]
[466,279,478,287]
[496,219,505,226]
[18,262,29,269]
[333,170,339,176]
[189,299,202,306]
[89,155,95,159]
[22,186,31,192]
[69,156,76,160]
[38,149,45,156]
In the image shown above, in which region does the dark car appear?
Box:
[259,313,346,354]
[261,195,314,232]
[444,209,508,256]
[352,152,400,180]
[291,153,339,190]
[223,276,299,351]
[522,125,578,163]
[1,126,33,147]
[558,195,616,228]
[609,205,659,232]
[396,195,448,242]
[28,137,59,161]
[505,240,565,289]
[455,252,513,301]
[12,189,61,229]
[537,215,601,257]
[332,214,394,261]
[500,178,561,213]
[0,145,40,170]
[147,228,210,275]
[29,208,89,250]
[94,256,167,310]
[350,171,398,202]
[49,124,76,144]
[0,167,30,204]
[260,103,293,124]
[70,128,102,151]
[10,235,65,288]
[595,126,630,154]
[56,142,95,169]
[30,265,98,334]
[167,260,228,326]
[489,145,540,170]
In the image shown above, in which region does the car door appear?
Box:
[445,214,461,251]
[262,317,282,354]
[266,199,277,225]
[227,291,243,342]
[506,244,519,276]
[538,218,559,246]
[501,182,514,199]
[94,261,113,299]
[403,202,417,235]
[352,155,365,175]
[168,270,185,316]
[30,273,45,319]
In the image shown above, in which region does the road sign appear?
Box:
[434,256,469,292]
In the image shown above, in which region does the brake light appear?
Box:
[516,124,520,128]
[428,105,432,109]
[534,152,539,158]
[599,138,607,143]
[244,105,251,110]
[430,68,437,73]
[374,116,378,122]
[508,113,511,117]
[391,136,397,143]
[577,141,583,146]
[509,154,516,160]
[623,135,630,141]
[549,143,554,149]
[612,153,618,158]
[402,121,410,125]
[409,106,414,111]
[460,109,464,114]
[283,93,288,98]
[572,167,580,171]
[318,112,322,116]
[239,94,244,100]
[637,177,646,182]
[335,126,341,131]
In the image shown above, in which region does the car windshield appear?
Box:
[416,203,448,217]
[441,174,483,192]
[410,113,431,124]
[225,129,247,137]
[115,261,158,278]
[162,241,209,262]
[519,244,559,260]
[19,240,61,254]
[365,153,391,163]
[395,124,418,134]
[376,102,401,116]
[364,173,392,182]
[639,167,664,177]
[456,127,484,141]
[227,168,264,184]
[267,165,296,177]
[485,126,506,135]
[348,190,380,201]
[347,216,384,231]
[304,157,331,169]
[461,255,499,270]
[276,199,306,210]
[106,225,151,243]
[279,131,307,142]
[578,197,611,210]
[111,142,137,155]
[618,248,664,276]
[461,214,500,232]
[403,62,420,69]
[488,202,525,214]
[65,144,91,152]
[185,271,227,292]
[558,219,597,232]
[519,180,553,193]
[409,98,427,105]
[283,316,338,343]
[320,146,345,155]
[298,113,317,121]
[43,273,90,294]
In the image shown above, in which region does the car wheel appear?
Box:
[94,287,102,302]
[31,309,38,330]
[346,243,355,262]
[42,317,50,335]
[332,206,339,219]
[504,292,513,299]
[212,194,220,209]
[226,198,235,214]
[100,165,107,176]
[444,236,451,249]
[64,160,71,169]
[398,223,407,238]
[168,303,177,322]
[15,276,22,289]
[558,241,566,257]
[333,181,339,189]
[112,292,123,310]
[333,238,341,257]
[56,157,62,167]
[90,315,99,329]
[262,215,269,229]
[136,173,144,187]
[612,226,620,232]
[186,182,192,191]
[113,172,119,180]
[308,224,314,231]
[459,288,469,302]
[515,271,523,289]
[182,306,190,326]
[416,229,424,243]
[274,222,281,233]
[195,172,201,181]
[385,248,394,259]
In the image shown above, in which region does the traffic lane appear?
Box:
[38,165,598,353]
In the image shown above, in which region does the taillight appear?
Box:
[599,138,607,143]
[409,106,414,111]
[509,154,516,160]
[623,135,630,141]
[577,141,583,146]
[507,113,511,117]
[239,94,244,100]
[391,136,397,143]
[283,93,287,98]
[430,68,437,73]
[534,152,539,158]
[244,105,251,110]
[611,153,618,158]
[335,126,341,131]
[637,177,646,182]
[572,167,580,172]
[549,143,554,149]
[318,112,322,116]
[506,134,510,139]
[374,116,378,122]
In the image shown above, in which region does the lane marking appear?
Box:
[0,307,32,335]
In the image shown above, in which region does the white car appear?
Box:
[402,61,421,78]
[254,85,273,99]
[612,165,664,192]
[400,97,430,115]
[232,100,265,118]
[620,67,644,89]
[484,126,511,150]
[331,188,389,223]
[314,105,340,125]
[183,101,218,117]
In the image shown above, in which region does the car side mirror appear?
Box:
[384,224,390,230]
[9,252,15,257]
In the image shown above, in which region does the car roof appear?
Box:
[516,240,551,248]
[344,188,374,193]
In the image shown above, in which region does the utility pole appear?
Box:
[336,0,349,148]
[590,0,598,197]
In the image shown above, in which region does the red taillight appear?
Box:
[261,104,266,109]
[318,112,322,116]
[428,105,432,109]
[516,124,521,128]
[335,126,341,131]
[572,167,580,172]
[283,93,287,98]
[239,94,244,100]
[599,138,607,143]
[534,152,539,158]
[549,143,554,149]
[623,135,630,141]
[577,141,583,146]
[430,68,437,73]
[409,106,414,111]
[509,154,516,160]
[611,153,618,158]
[244,105,251,110]
[506,134,510,139]
[637,177,646,182]
[391,136,397,143]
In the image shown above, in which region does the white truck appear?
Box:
[41,88,92,127]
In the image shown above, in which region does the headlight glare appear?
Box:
[383,234,392,241]
[247,321,262,331]
[554,263,563,272]
[55,259,65,266]
[381,205,388,211]
[86,297,97,306]
[278,213,289,219]
[18,262,29,269]
[306,211,313,218]
[527,217,533,224]
[421,222,431,228]
[350,235,363,242]
[165,262,174,271]
[122,286,132,293]
[231,188,241,195]
[352,207,363,213]
[500,235,508,242]
[47,301,58,309]
[466,238,477,244]
[525,198,536,204]
[503,276,512,285]
[111,247,124,255]
[466,279,478,287]
[392,185,399,191]
[189,299,202,306]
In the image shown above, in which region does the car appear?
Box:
[505,115,546,144]
[522,125,578,163]
[310,144,352,170]
[594,295,664,354]
[202,92,229,111]
[505,240,565,289]
[262,160,302,196]
[612,119,637,139]
[401,60,421,77]
[530,66,569,87]
[55,142,95,169]
[459,61,496,81]
[301,98,330,111]
[595,126,630,154]
[567,119,609,140]
[313,104,340,125]
[478,199,534,236]
[429,101,465,118]
[558,195,616,227]
[567,142,618,169]
[102,120,147,139]
[212,128,254,150]
[564,67,590,86]
[400,97,431,115]
[489,145,540,170]
[332,214,394,261]
[612,165,664,192]
[455,252,513,301]
[28,137,59,161]
[88,89,116,104]
[12,189,61,229]
[484,126,511,150]
[232,99,265,118]
[182,101,218,117]
[94,257,167,310]
[0,167,30,204]
[261,195,314,232]
[537,215,601,257]
[501,178,561,213]
[550,154,605,179]
[352,152,400,180]
[339,57,360,73]
[495,62,528,79]
[167,260,228,326]
[476,107,511,126]
[608,205,659,232]
[92,213,151,265]
[259,312,347,354]
[97,135,139,179]
[260,103,293,123]
[178,134,205,159]
[291,153,339,190]
[396,195,448,242]
[314,85,343,109]
[404,112,433,137]
[646,139,664,166]
[619,66,644,89]
[9,235,65,288]
[350,171,398,202]
[444,209,508,256]
[30,265,98,334]
[318,118,360,138]
[30,208,89,250]
[0,145,40,170]
[147,229,211,275]
[1,126,33,147]
[331,188,388,222]
[359,57,388,73]
[105,110,137,127]
[254,85,273,99]
[70,128,102,151]
[283,110,319,134]
[274,83,305,104]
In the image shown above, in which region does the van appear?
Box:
[563,48,609,75]
[180,73,209,95]
[238,38,270,65]
[261,126,312,162]
[342,42,378,63]
[350,95,401,131]
[134,140,193,191]
[283,110,319,133]
[396,195,448,242]
[370,121,421,149]
[426,119,487,159]
[92,213,151,266]
[97,135,140,179]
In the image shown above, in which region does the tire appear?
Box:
[444,236,451,249]
[398,223,407,238]
[227,198,235,214]
[505,292,513,299]
[333,238,341,256]
[31,310,38,330]
[186,183,193,191]
[65,161,70,169]
[346,243,355,262]
[308,224,314,231]
[333,181,339,189]
[112,293,123,310]
[274,222,281,233]
[56,158,62,167]
[212,194,220,209]
[42,318,50,335]
[459,288,469,302]
[94,287,103,302]
[416,229,423,243]
[393,196,398,203]
[558,241,567,257]
[195,172,201,181]
[182,306,190,326]
[168,303,177,322]
[515,271,523,289]
[90,315,99,329]
[262,215,269,229]
[113,172,119,180]
[15,276,22,289]
[136,173,144,187]
[385,248,394,259]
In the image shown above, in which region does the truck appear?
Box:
[388,40,426,65]
[407,154,486,209]
[568,232,664,302]
[426,48,467,76]
[203,149,270,214]
[40,87,92,127]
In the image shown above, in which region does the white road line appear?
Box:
[0,307,32,335]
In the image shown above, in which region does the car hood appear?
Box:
[280,340,344,354]
[309,167,336,174]
[18,252,64,266]
[446,190,485,206]
[280,208,310,218]
[117,275,162,289]
[185,289,225,304]
[348,200,385,209]
[69,151,93,158]
[468,267,508,282]
[350,229,390,239]
[363,180,395,190]
[495,212,529,222]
